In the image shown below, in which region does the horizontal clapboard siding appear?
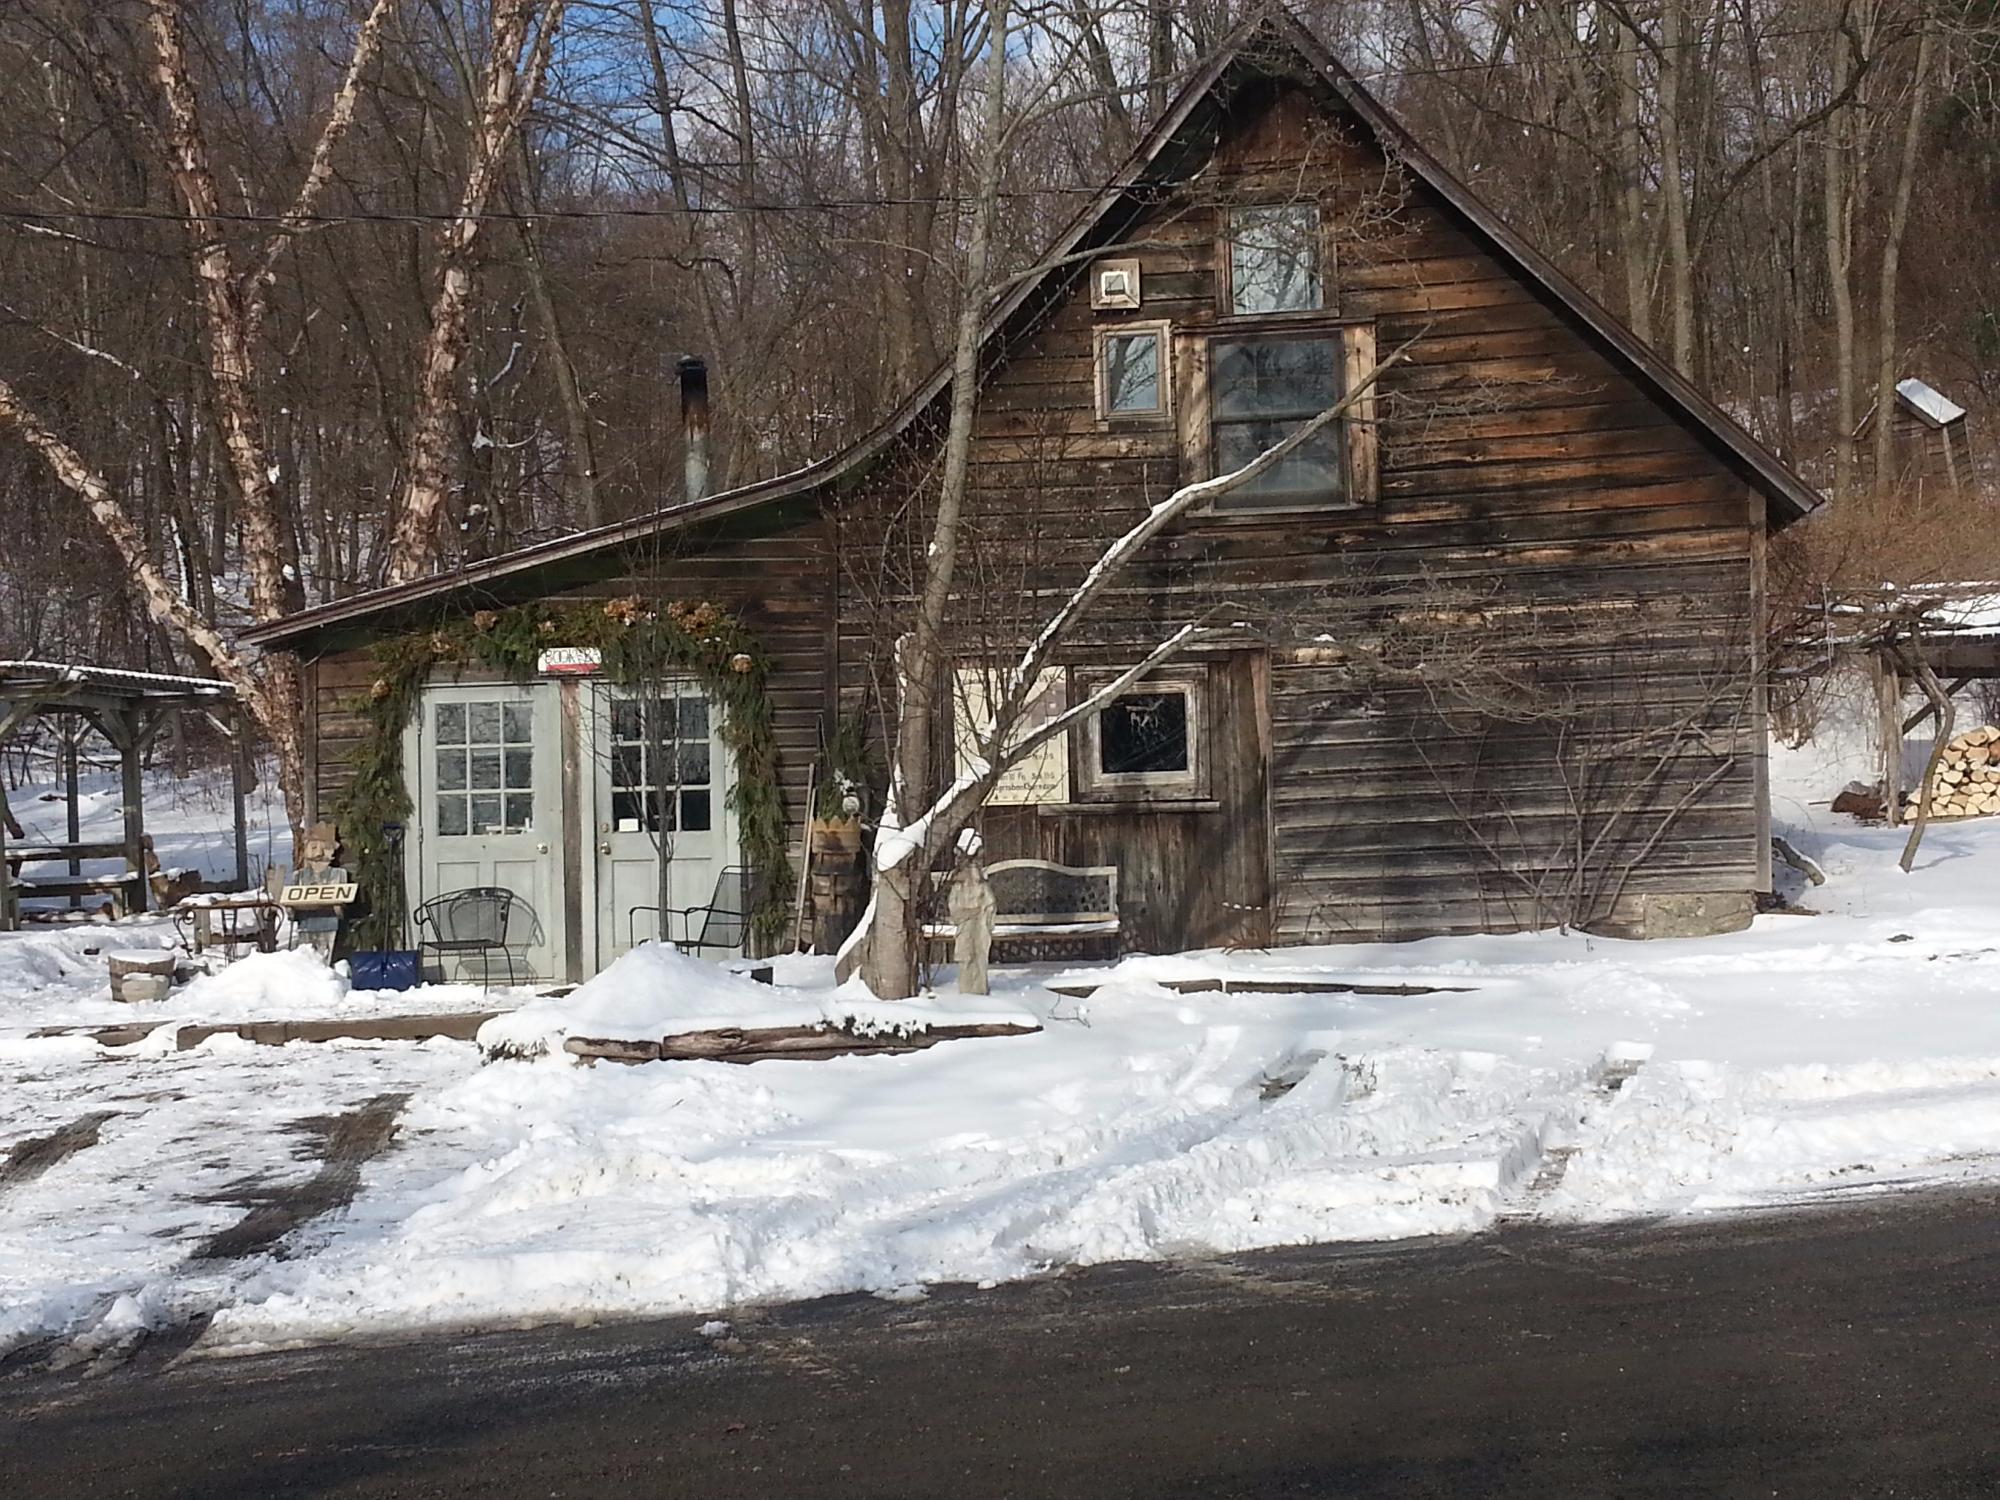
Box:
[833,79,1765,948]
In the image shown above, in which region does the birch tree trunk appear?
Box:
[384,0,566,584]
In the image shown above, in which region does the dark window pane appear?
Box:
[1212,338,1337,420]
[467,702,501,744]
[502,703,532,744]
[469,794,502,833]
[503,793,533,830]
[436,749,467,792]
[437,797,468,837]
[680,789,712,832]
[435,703,466,743]
[469,749,502,790]
[612,744,644,790]
[1229,204,1320,314]
[1213,420,1345,503]
[612,698,642,742]
[1102,332,1162,414]
[678,742,711,785]
[1099,692,1190,775]
[504,748,533,789]
[677,697,709,739]
[612,789,649,831]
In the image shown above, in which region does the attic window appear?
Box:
[1227,204,1322,315]
[1096,324,1169,421]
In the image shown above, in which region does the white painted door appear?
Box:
[590,683,738,966]
[407,683,564,982]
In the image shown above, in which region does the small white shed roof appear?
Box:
[1895,378,1968,428]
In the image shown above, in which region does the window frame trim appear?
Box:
[1181,319,1381,519]
[1072,666,1210,803]
[1219,201,1328,321]
[1093,319,1175,426]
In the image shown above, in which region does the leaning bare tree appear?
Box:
[0,0,567,842]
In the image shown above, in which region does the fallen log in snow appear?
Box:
[564,1019,1040,1065]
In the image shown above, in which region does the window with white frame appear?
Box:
[1095,324,1169,421]
[608,692,713,834]
[433,698,534,836]
[1227,203,1322,315]
[1075,668,1207,801]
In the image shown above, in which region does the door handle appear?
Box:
[598,841,611,855]
[537,842,549,854]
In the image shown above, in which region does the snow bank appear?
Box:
[172,949,349,1013]
[475,941,1036,1059]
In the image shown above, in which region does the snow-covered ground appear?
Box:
[10,759,292,895]
[8,720,2000,1359]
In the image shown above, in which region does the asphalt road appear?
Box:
[7,1185,2000,1498]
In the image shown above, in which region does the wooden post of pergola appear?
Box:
[0,662,240,931]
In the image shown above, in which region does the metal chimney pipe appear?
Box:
[679,355,710,502]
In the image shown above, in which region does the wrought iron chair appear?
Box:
[628,865,762,953]
[413,886,521,989]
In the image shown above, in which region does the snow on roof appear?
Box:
[0,660,235,698]
[1932,590,2000,639]
[1895,378,1968,428]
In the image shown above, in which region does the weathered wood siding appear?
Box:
[837,76,1766,947]
[305,512,835,868]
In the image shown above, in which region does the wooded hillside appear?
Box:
[1,0,1995,673]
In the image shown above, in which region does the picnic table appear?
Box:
[172,894,282,957]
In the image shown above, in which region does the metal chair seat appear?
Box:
[413,886,522,988]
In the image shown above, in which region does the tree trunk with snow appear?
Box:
[385,0,567,584]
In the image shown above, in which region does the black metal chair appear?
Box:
[413,886,522,988]
[628,865,761,953]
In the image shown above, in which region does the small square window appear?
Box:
[1095,323,1170,422]
[1099,692,1189,775]
[1091,256,1142,310]
[1075,669,1207,801]
[1228,204,1321,315]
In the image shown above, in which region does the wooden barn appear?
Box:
[245,9,1820,984]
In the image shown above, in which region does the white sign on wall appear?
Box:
[536,646,603,676]
[955,666,1070,806]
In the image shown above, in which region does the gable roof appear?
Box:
[247,4,1821,654]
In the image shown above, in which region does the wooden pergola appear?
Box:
[0,661,248,930]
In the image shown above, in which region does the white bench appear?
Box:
[926,859,1121,959]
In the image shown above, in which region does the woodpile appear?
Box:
[1912,725,2000,818]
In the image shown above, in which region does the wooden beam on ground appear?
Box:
[1045,977,1478,999]
[563,1020,1041,1066]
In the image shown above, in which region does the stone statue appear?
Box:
[946,838,996,996]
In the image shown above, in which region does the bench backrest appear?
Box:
[983,859,1119,924]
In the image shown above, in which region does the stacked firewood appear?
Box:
[1915,726,2000,818]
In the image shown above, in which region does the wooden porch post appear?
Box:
[98,708,150,915]
[0,698,41,931]
[231,703,251,891]
[64,717,82,909]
